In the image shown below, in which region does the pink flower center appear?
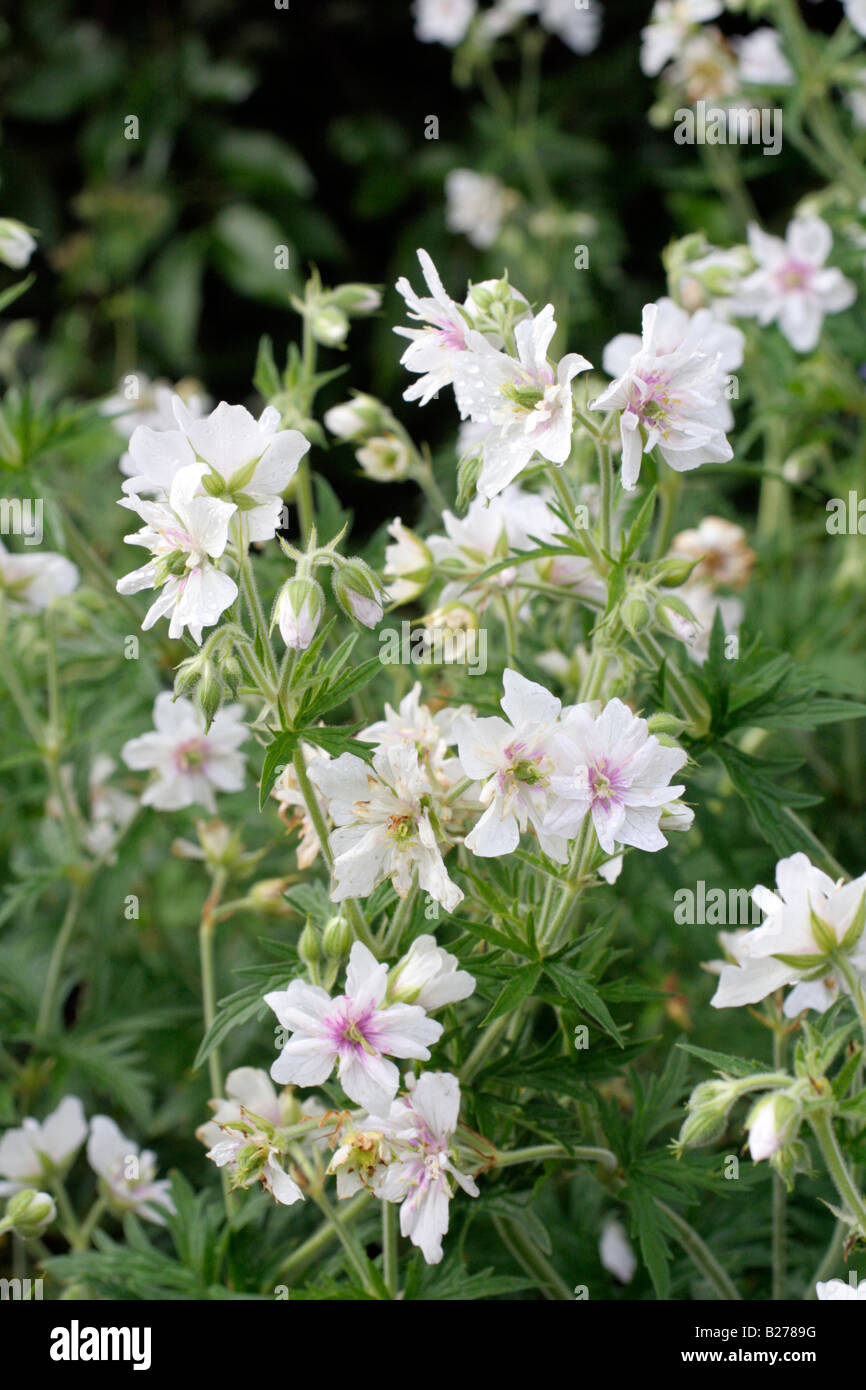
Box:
[174,737,210,774]
[588,758,626,813]
[776,259,813,293]
[326,999,379,1057]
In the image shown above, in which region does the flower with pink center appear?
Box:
[457,304,591,498]
[731,217,856,353]
[395,249,474,407]
[545,697,688,855]
[87,1116,175,1225]
[265,943,443,1114]
[456,668,568,862]
[590,301,734,491]
[121,690,247,812]
[117,461,238,644]
[365,1071,478,1265]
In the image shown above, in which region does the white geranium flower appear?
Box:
[122,399,309,543]
[83,755,137,858]
[445,169,518,250]
[735,28,793,86]
[0,218,37,269]
[457,304,591,498]
[388,935,476,1009]
[121,691,247,813]
[0,1097,88,1196]
[265,942,443,1113]
[102,376,209,443]
[711,853,866,1009]
[599,1218,637,1283]
[538,0,602,54]
[0,541,79,613]
[456,667,569,862]
[356,435,412,482]
[671,515,753,589]
[384,519,433,604]
[117,462,238,644]
[197,1068,322,1207]
[640,0,722,78]
[590,301,734,491]
[368,1072,479,1264]
[665,29,739,103]
[414,0,476,45]
[816,1277,866,1300]
[731,218,856,353]
[545,697,688,855]
[87,1116,175,1224]
[666,580,743,665]
[395,249,476,407]
[603,296,744,388]
[309,743,463,911]
[480,0,539,40]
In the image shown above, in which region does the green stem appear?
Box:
[772,1025,787,1301]
[493,1143,617,1171]
[307,1183,380,1297]
[809,1109,866,1238]
[492,1214,573,1300]
[272,1191,372,1284]
[382,1197,398,1298]
[36,886,82,1037]
[460,1013,511,1085]
[655,1200,742,1300]
[802,1220,846,1299]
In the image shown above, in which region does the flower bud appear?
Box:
[328,284,382,315]
[298,918,321,967]
[355,434,411,482]
[322,913,352,960]
[324,394,387,441]
[0,218,37,270]
[4,1188,56,1238]
[456,450,483,509]
[274,577,325,651]
[333,558,387,628]
[646,713,686,737]
[621,590,651,637]
[250,878,293,915]
[654,556,701,589]
[196,659,222,730]
[310,305,350,347]
[222,654,243,698]
[746,1092,801,1163]
[676,1079,737,1150]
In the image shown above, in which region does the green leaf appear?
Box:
[544,962,625,1046]
[677,1042,768,1079]
[479,966,541,1027]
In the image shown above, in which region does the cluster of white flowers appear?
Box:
[413,0,602,55]
[114,394,309,644]
[0,1096,174,1225]
[641,2,792,95]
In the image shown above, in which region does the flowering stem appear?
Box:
[634,631,711,736]
[772,1024,787,1301]
[597,439,613,558]
[236,528,279,688]
[538,819,594,952]
[492,1214,573,1300]
[380,879,416,957]
[832,953,866,1050]
[291,747,378,955]
[493,1143,616,1170]
[51,1175,86,1251]
[381,1198,398,1298]
[307,1182,381,1298]
[651,472,682,562]
[199,867,236,1223]
[802,1220,846,1299]
[35,884,82,1037]
[809,1109,866,1239]
[655,1200,742,1300]
[499,593,517,666]
[460,1013,511,1085]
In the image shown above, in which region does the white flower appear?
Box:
[480,0,539,40]
[457,304,591,498]
[735,28,793,87]
[368,1072,478,1264]
[122,399,309,543]
[413,0,476,45]
[599,1218,636,1283]
[360,682,466,762]
[671,515,753,589]
[640,0,723,78]
[456,668,569,862]
[0,217,36,269]
[844,0,866,40]
[274,577,325,651]
[816,1277,866,1300]
[87,1116,175,1224]
[0,541,79,613]
[538,0,602,55]
[309,743,463,911]
[121,690,247,813]
[388,935,476,1009]
[384,519,433,604]
[603,296,744,382]
[0,1097,87,1196]
[117,463,238,644]
[102,376,209,443]
[265,942,443,1113]
[395,250,475,407]
[545,697,688,855]
[590,301,733,491]
[445,169,518,250]
[664,29,739,103]
[83,755,137,858]
[731,218,856,353]
[711,854,866,1009]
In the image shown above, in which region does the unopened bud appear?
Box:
[274,577,325,651]
[333,557,387,628]
[676,1080,736,1150]
[298,918,321,967]
[4,1188,56,1238]
[356,434,411,482]
[328,283,382,315]
[311,305,349,347]
[746,1092,801,1163]
[655,556,701,588]
[322,913,352,960]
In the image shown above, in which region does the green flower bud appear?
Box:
[298,918,321,967]
[333,557,387,628]
[654,556,701,588]
[676,1080,737,1151]
[4,1188,56,1238]
[311,305,350,347]
[322,913,353,960]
